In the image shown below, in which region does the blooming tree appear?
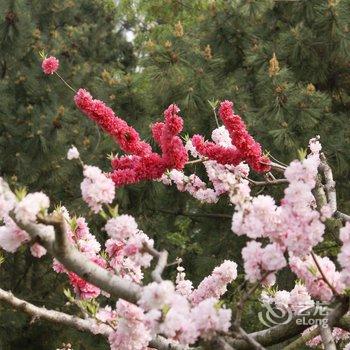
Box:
[0,56,350,350]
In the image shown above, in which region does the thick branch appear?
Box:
[335,211,350,222]
[319,325,336,350]
[229,300,349,349]
[207,337,234,350]
[13,216,142,304]
[149,336,200,350]
[0,288,110,337]
[283,326,319,350]
[233,326,266,350]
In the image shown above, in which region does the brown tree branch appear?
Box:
[283,326,320,350]
[142,242,168,283]
[335,211,350,222]
[0,287,110,337]
[12,214,142,304]
[319,324,336,350]
[319,154,337,214]
[229,298,349,349]
[149,336,200,350]
[244,177,289,187]
[233,326,266,350]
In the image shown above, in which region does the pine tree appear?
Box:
[118,0,350,332]
[0,0,137,205]
[0,1,137,348]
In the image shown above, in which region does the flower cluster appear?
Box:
[190,260,237,304]
[108,300,152,350]
[105,215,154,283]
[14,192,50,225]
[74,89,152,157]
[175,266,193,298]
[0,182,48,257]
[53,214,105,299]
[42,56,59,74]
[92,264,235,350]
[136,280,232,346]
[67,146,80,160]
[277,137,326,256]
[192,101,270,172]
[289,254,344,301]
[232,138,328,287]
[160,169,218,203]
[160,126,250,204]
[75,90,188,187]
[152,104,188,169]
[242,241,286,285]
[304,326,349,348]
[80,165,115,213]
[0,216,30,253]
[261,283,314,314]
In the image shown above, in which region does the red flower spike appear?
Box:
[75,89,189,187]
[74,89,152,157]
[192,101,271,173]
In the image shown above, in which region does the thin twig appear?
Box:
[318,324,336,350]
[245,177,289,187]
[213,108,220,128]
[267,154,288,167]
[284,326,320,350]
[186,157,208,165]
[311,251,340,298]
[54,72,76,93]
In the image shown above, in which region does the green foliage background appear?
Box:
[0,0,349,349]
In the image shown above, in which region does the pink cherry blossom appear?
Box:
[67,146,80,160]
[175,266,193,298]
[0,178,16,219]
[242,241,286,285]
[191,297,232,340]
[14,192,50,224]
[108,300,152,350]
[105,215,138,240]
[81,165,115,213]
[30,243,47,258]
[0,216,29,253]
[290,254,344,301]
[191,260,237,304]
[138,281,175,310]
